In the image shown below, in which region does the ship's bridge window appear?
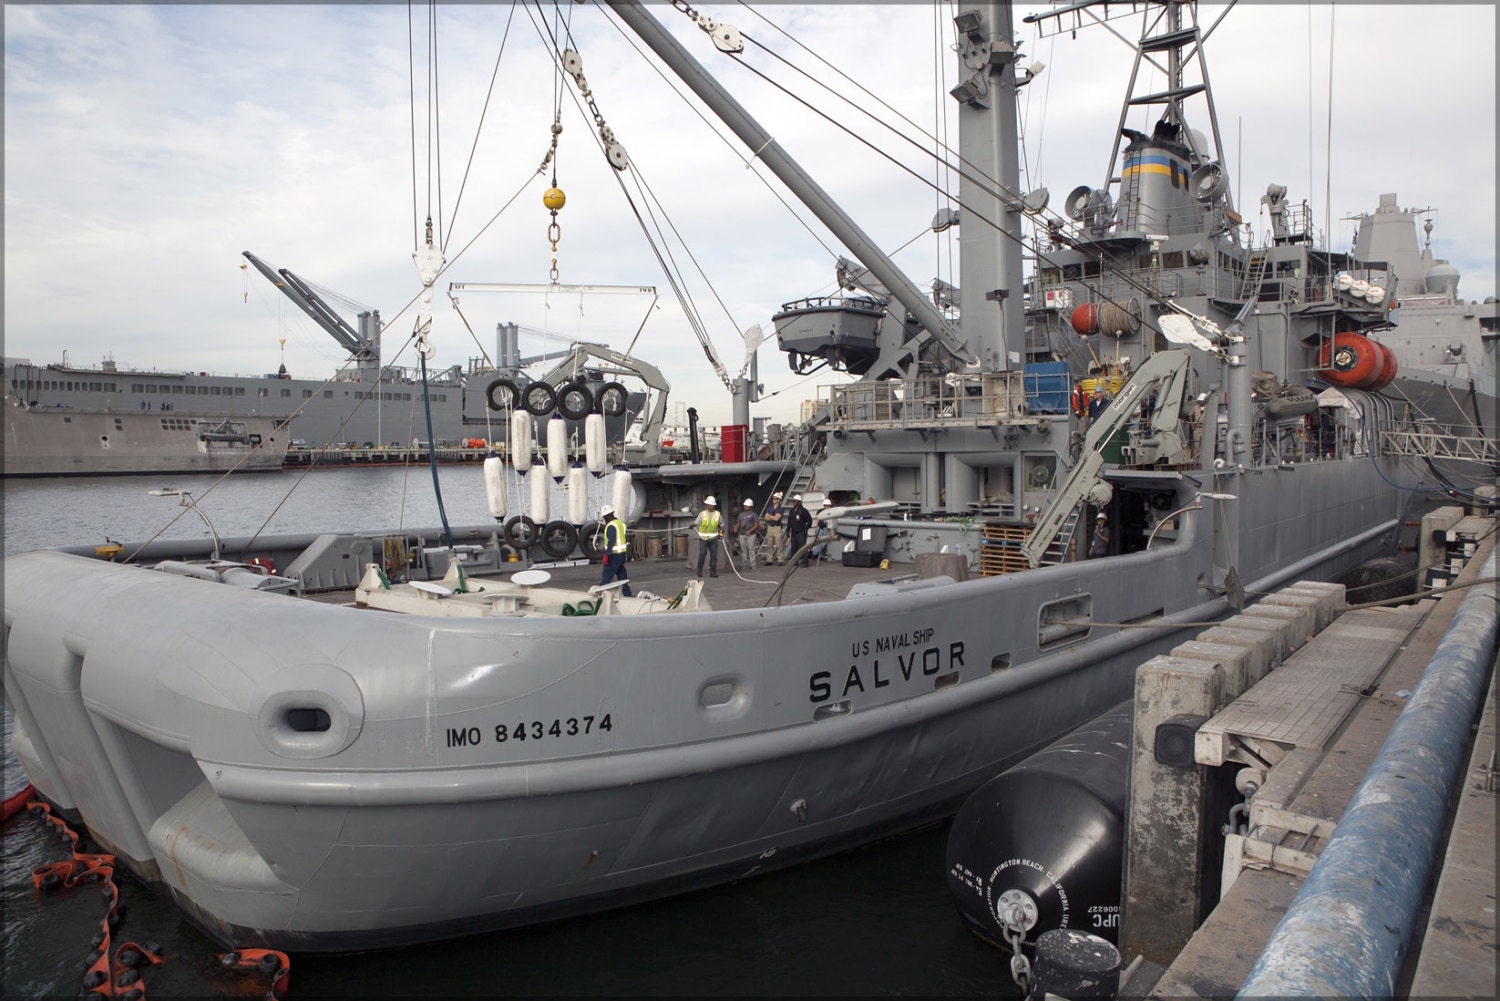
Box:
[146,384,157,392]
[324,390,334,399]
[281,388,291,398]
[172,385,183,394]
[1082,262,1101,278]
[90,382,102,391]
[235,387,245,396]
[104,383,116,392]
[210,387,221,395]
[132,384,143,392]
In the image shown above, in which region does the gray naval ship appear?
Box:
[3,260,651,477]
[1344,193,1497,469]
[1,1,1435,952]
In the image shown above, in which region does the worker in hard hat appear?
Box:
[786,494,813,568]
[598,504,632,596]
[1088,511,1110,559]
[762,491,787,565]
[734,497,763,571]
[693,495,723,578]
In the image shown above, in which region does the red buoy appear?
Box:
[1070,302,1099,336]
[1318,332,1397,390]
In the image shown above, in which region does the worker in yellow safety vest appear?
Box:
[693,495,723,578]
[598,504,632,596]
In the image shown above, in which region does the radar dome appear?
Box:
[1424,263,1460,296]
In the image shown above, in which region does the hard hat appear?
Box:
[743,498,754,506]
[705,495,717,505]
[791,494,803,502]
[822,499,833,507]
[772,491,783,498]
[1096,513,1107,519]
[600,504,615,517]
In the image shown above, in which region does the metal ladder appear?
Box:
[1241,253,1269,301]
[784,434,824,497]
[1037,506,1083,565]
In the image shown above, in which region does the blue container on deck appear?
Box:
[1023,362,1071,414]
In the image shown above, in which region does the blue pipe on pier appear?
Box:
[1238,545,1498,997]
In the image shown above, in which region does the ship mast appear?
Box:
[951,4,1025,374]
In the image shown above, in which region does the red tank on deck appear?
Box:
[1317,332,1398,391]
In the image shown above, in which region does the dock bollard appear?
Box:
[1027,928,1121,1000]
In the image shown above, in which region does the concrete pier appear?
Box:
[1125,511,1497,999]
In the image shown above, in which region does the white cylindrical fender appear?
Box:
[585,413,607,475]
[546,419,568,482]
[529,461,550,522]
[611,465,634,523]
[482,455,507,520]
[567,464,589,526]
[510,410,533,473]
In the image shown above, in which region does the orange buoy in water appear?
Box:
[1318,331,1398,390]
[1070,302,1099,336]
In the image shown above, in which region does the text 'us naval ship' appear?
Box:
[4,0,1489,954]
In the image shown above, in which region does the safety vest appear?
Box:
[606,518,629,554]
[697,510,721,538]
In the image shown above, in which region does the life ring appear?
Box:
[485,378,521,412]
[503,515,538,550]
[539,520,579,559]
[523,382,557,416]
[577,520,604,561]
[556,382,594,421]
[245,556,276,575]
[596,382,629,417]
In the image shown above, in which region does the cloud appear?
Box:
[4,3,1494,425]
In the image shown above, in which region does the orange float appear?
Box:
[1317,332,1398,391]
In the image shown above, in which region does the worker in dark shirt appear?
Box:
[1088,512,1110,558]
[786,494,814,568]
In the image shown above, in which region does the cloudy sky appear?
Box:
[5,2,1494,424]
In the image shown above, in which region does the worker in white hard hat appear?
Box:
[762,491,787,565]
[693,495,723,578]
[786,494,813,567]
[1089,511,1110,559]
[597,504,632,596]
[734,497,763,571]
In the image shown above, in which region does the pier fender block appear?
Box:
[253,664,365,759]
[1154,714,1207,768]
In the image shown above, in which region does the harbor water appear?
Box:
[2,468,1018,997]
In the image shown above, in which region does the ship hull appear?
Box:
[3,403,289,477]
[2,458,1398,951]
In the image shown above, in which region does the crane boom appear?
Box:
[242,251,380,371]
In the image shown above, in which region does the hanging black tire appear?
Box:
[596,381,629,417]
[539,520,579,559]
[503,515,538,550]
[485,378,520,412]
[556,382,594,421]
[577,520,604,561]
[522,381,557,416]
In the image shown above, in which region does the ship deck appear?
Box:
[314,548,919,613]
